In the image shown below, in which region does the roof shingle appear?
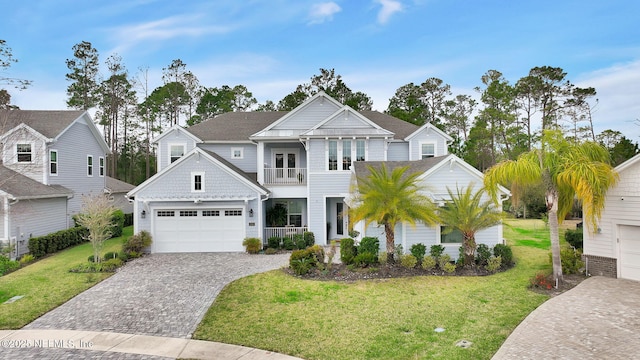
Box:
[0,110,85,139]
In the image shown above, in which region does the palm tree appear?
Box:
[350,164,439,262]
[484,130,618,282]
[438,185,504,267]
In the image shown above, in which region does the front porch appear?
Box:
[264,226,308,240]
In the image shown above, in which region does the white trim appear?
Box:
[15,141,34,164]
[49,149,58,176]
[419,141,436,159]
[191,171,205,193]
[168,143,186,164]
[99,156,105,177]
[326,139,367,171]
[405,122,453,142]
[231,147,244,159]
[87,155,94,177]
[152,124,202,144]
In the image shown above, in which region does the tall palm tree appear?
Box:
[438,185,504,266]
[350,164,439,262]
[484,130,618,282]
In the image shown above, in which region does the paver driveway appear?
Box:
[24,253,290,338]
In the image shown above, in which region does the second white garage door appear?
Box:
[153,209,245,253]
[619,225,640,281]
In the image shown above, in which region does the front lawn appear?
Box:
[0,227,132,329]
[194,219,562,360]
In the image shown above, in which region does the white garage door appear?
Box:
[619,225,640,281]
[153,209,245,252]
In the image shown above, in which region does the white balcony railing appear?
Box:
[264,168,306,185]
[264,226,308,240]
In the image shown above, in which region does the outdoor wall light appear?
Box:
[249,209,254,217]
[141,210,146,219]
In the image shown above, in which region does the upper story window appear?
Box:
[170,144,185,163]
[328,139,367,171]
[231,147,244,159]
[17,143,32,162]
[87,155,93,176]
[99,157,105,177]
[49,150,58,175]
[421,143,435,159]
[191,171,205,192]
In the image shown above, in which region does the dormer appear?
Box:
[153,125,203,172]
[404,123,453,160]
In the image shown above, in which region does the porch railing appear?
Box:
[264,226,308,240]
[264,168,306,185]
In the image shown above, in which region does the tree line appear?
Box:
[1,40,638,187]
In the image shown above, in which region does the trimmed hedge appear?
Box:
[111,210,125,238]
[564,228,583,249]
[28,227,89,259]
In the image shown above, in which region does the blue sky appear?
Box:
[3,0,640,139]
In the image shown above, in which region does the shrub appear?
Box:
[0,255,20,276]
[303,232,316,247]
[353,252,377,267]
[123,231,152,254]
[348,229,360,238]
[117,251,129,262]
[111,209,125,238]
[410,243,427,262]
[421,255,436,270]
[564,228,583,249]
[476,244,492,266]
[19,254,35,265]
[267,236,282,249]
[290,257,313,275]
[101,258,124,272]
[340,238,357,265]
[359,237,379,258]
[28,226,89,258]
[486,256,502,273]
[70,258,123,273]
[124,213,134,227]
[554,246,584,275]
[530,271,553,289]
[289,246,324,275]
[242,237,262,254]
[308,245,326,266]
[429,244,445,259]
[493,244,513,266]
[442,262,456,274]
[283,237,295,250]
[438,254,452,270]
[265,248,279,255]
[456,246,466,266]
[293,234,306,250]
[88,255,97,263]
[378,252,388,265]
[103,251,118,260]
[400,254,417,269]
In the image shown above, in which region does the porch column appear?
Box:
[257,141,264,184]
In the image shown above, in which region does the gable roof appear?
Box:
[353,156,450,181]
[0,165,72,200]
[301,107,395,138]
[614,153,640,173]
[106,176,136,194]
[0,110,110,154]
[152,124,203,144]
[187,112,287,142]
[405,122,454,142]
[127,147,269,198]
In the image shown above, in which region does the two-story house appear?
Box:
[0,110,110,256]
[127,92,509,257]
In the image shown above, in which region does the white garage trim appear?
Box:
[617,224,640,281]
[151,204,247,253]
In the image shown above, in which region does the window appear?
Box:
[441,226,464,244]
[225,210,242,216]
[49,150,58,175]
[336,202,344,235]
[191,172,204,192]
[328,139,366,171]
[231,147,244,159]
[99,157,105,177]
[202,210,220,217]
[17,143,32,162]
[87,156,93,176]
[421,143,435,159]
[170,144,185,163]
[157,211,175,217]
[180,210,198,217]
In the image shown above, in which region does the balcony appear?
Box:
[264,168,306,185]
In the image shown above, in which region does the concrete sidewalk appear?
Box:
[0,329,303,359]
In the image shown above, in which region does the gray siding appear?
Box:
[273,100,340,130]
[308,172,352,243]
[262,143,307,168]
[49,121,107,223]
[408,128,448,160]
[10,198,68,256]
[320,111,374,129]
[199,143,258,173]
[2,128,46,183]
[387,142,409,161]
[368,139,386,161]
[308,139,326,172]
[156,130,198,172]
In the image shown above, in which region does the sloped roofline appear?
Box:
[614,152,640,173]
[152,124,203,144]
[250,91,343,137]
[300,106,395,137]
[0,122,50,143]
[405,122,453,142]
[56,112,111,154]
[127,147,269,198]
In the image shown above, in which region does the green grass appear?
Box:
[193,219,556,360]
[0,227,132,329]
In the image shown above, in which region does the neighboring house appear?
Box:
[127,92,509,255]
[583,153,640,281]
[0,110,110,257]
[106,176,135,214]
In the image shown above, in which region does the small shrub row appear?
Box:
[0,255,20,276]
[265,232,316,251]
[243,238,262,254]
[28,227,89,259]
[70,258,124,273]
[289,245,325,275]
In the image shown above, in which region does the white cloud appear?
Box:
[376,0,403,25]
[308,2,342,25]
